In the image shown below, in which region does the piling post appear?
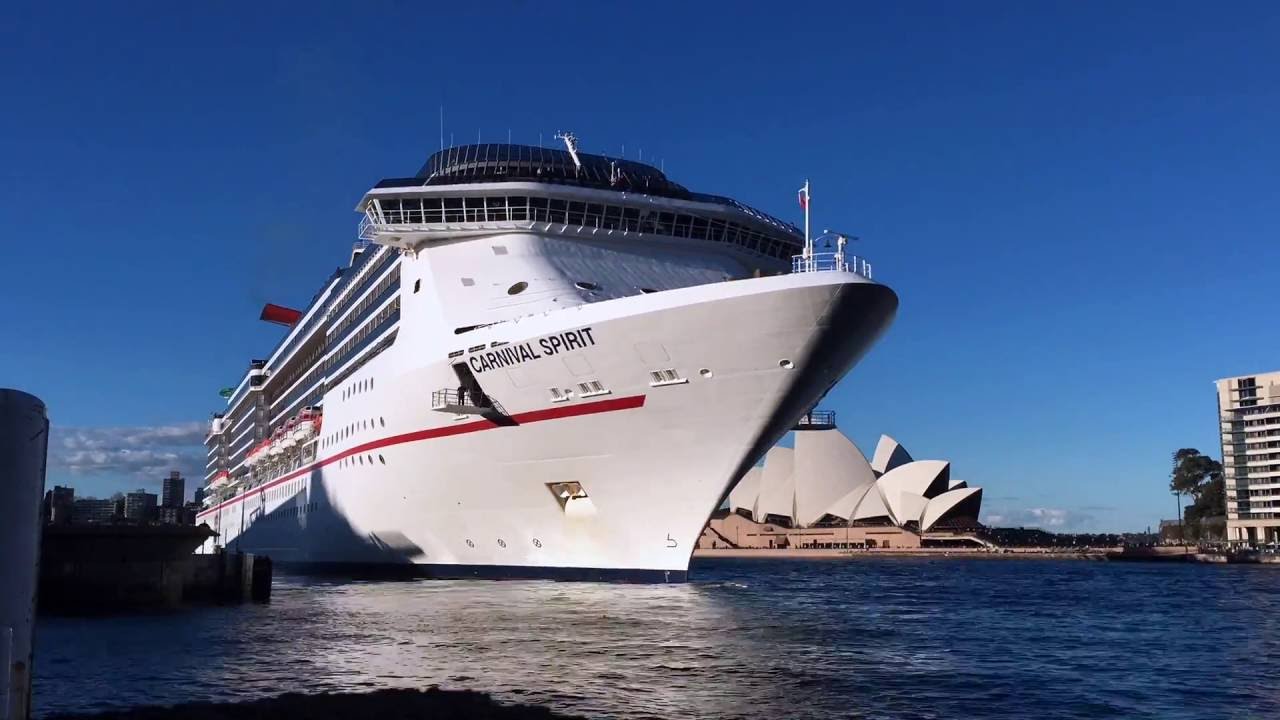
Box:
[0,390,49,720]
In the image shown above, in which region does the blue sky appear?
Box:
[2,2,1277,527]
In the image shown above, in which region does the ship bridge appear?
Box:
[356,143,805,258]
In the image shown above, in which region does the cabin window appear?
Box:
[574,281,600,292]
[508,281,528,295]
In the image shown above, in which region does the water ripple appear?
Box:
[32,558,1280,719]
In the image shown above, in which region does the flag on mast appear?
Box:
[799,180,811,259]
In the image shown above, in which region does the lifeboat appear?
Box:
[247,439,266,465]
[292,408,318,442]
[269,427,285,456]
[281,420,298,450]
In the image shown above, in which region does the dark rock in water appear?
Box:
[44,688,583,719]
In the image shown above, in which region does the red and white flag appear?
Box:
[798,184,809,210]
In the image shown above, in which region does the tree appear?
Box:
[1170,449,1222,499]
[1170,449,1225,542]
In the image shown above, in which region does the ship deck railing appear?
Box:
[794,410,837,430]
[791,252,872,279]
[430,389,514,425]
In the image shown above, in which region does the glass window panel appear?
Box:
[486,197,507,221]
[508,196,528,221]
[691,217,709,240]
[673,214,692,238]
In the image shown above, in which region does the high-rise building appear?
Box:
[1216,371,1280,545]
[124,489,158,522]
[193,486,205,505]
[71,498,118,524]
[44,485,75,525]
[161,471,185,509]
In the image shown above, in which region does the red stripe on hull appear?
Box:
[198,394,645,518]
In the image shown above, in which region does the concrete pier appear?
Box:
[39,526,271,612]
[0,389,50,720]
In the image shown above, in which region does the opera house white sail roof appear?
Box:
[726,422,982,533]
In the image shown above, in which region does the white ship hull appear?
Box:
[197,270,895,580]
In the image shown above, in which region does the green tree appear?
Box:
[1170,448,1222,498]
[1170,449,1225,541]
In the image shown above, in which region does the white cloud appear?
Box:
[49,421,206,482]
[984,506,1096,532]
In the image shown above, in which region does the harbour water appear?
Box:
[35,558,1280,719]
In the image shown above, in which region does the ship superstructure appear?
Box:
[198,139,897,580]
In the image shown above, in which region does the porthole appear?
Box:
[699,368,713,378]
[413,279,421,293]
[532,538,542,548]
[378,455,385,464]
[466,539,475,548]
[497,538,507,548]
[507,281,528,295]
[779,359,794,369]
[574,281,600,292]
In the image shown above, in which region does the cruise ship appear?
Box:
[197,136,898,580]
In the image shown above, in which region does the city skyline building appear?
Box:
[1216,370,1280,545]
[161,471,185,509]
[45,485,75,525]
[123,489,158,522]
[71,498,117,525]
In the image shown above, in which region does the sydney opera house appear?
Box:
[699,413,984,550]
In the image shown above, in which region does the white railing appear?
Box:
[358,213,378,242]
[791,252,873,279]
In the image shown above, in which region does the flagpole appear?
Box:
[803,179,811,262]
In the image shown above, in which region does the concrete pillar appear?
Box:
[0,390,49,720]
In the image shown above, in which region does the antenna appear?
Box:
[555,131,582,174]
[439,106,444,151]
[508,128,512,144]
